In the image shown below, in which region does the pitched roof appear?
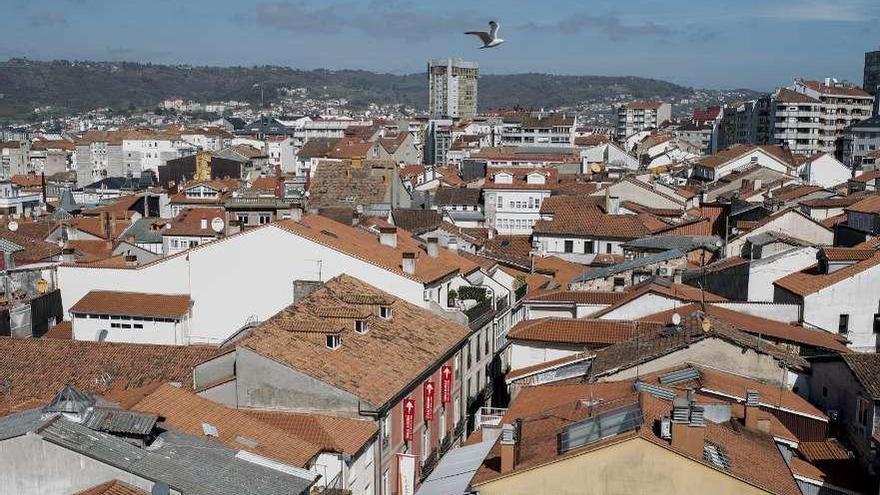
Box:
[507,318,662,346]
[70,290,192,318]
[244,410,377,455]
[308,160,397,209]
[74,480,148,495]
[846,194,880,214]
[775,88,821,104]
[239,275,469,408]
[275,216,475,284]
[130,384,322,467]
[524,290,626,305]
[571,249,686,283]
[840,354,880,399]
[533,196,661,239]
[163,207,225,237]
[433,187,481,206]
[643,303,849,353]
[590,279,726,317]
[697,144,796,170]
[390,209,442,235]
[0,338,220,415]
[774,250,880,297]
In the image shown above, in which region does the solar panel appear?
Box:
[558,402,643,453]
[659,367,700,385]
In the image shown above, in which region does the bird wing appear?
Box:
[488,21,499,38]
[465,31,492,44]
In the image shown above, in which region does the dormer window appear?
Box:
[355,319,368,334]
[380,306,393,320]
[326,334,341,350]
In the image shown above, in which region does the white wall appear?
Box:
[509,341,580,371]
[597,293,684,320]
[715,149,791,180]
[798,154,851,188]
[747,247,819,302]
[71,313,187,345]
[58,225,426,344]
[710,302,801,323]
[727,212,832,257]
[801,263,880,351]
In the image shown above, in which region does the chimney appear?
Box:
[124,253,138,266]
[744,389,762,431]
[447,238,459,251]
[402,252,417,275]
[426,237,439,257]
[379,226,398,248]
[500,423,517,474]
[605,190,620,215]
[753,179,762,191]
[670,396,705,458]
[200,218,208,230]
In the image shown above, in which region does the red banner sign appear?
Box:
[440,365,452,404]
[403,398,415,442]
[424,381,435,421]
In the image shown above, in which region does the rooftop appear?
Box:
[70,290,192,318]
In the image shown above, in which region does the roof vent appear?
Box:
[671,397,690,423]
[201,422,219,438]
[745,389,759,407]
[151,482,171,495]
[689,406,705,426]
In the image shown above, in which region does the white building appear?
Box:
[69,290,193,345]
[797,152,852,188]
[482,168,555,235]
[428,58,479,120]
[616,102,672,142]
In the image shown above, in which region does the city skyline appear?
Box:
[2,0,878,91]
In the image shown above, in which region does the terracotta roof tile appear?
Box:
[44,321,72,340]
[507,318,661,346]
[131,384,322,467]
[244,410,377,455]
[70,290,192,318]
[846,194,880,214]
[240,275,468,407]
[840,353,880,399]
[0,337,220,413]
[525,290,626,305]
[163,207,225,237]
[73,480,148,495]
[774,251,880,297]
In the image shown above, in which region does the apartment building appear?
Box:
[500,113,576,147]
[843,115,880,170]
[428,58,479,120]
[772,79,875,157]
[616,101,672,142]
[866,48,880,114]
[719,96,772,148]
[483,168,556,235]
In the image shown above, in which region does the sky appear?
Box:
[1,0,878,91]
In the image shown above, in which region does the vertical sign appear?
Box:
[424,380,435,421]
[440,365,452,403]
[403,398,415,442]
[397,453,416,495]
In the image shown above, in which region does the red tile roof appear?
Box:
[507,318,662,346]
[70,290,192,318]
[774,251,880,297]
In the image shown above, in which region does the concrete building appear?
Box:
[428,58,479,120]
[483,168,555,235]
[866,48,880,114]
[719,97,773,148]
[843,115,880,170]
[424,119,454,166]
[69,290,193,345]
[772,79,875,157]
[499,113,576,147]
[616,102,672,142]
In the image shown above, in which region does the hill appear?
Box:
[0,58,716,121]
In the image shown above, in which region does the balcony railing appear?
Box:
[465,299,495,330]
[475,407,508,430]
[515,284,528,301]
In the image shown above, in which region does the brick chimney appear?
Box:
[426,237,439,257]
[402,252,416,275]
[379,226,398,248]
[743,389,770,433]
[500,422,518,474]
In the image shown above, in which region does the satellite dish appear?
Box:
[671,313,681,326]
[590,163,602,173]
[7,221,18,232]
[210,217,225,233]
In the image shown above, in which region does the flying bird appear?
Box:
[465,21,504,49]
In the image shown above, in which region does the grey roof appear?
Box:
[59,188,79,212]
[0,237,24,253]
[746,231,812,248]
[0,409,44,441]
[121,218,164,244]
[81,408,158,436]
[42,384,95,415]
[573,249,685,283]
[434,187,481,206]
[622,236,721,253]
[849,115,880,130]
[37,418,315,495]
[417,438,498,495]
[446,210,485,222]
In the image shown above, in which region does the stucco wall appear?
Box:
[475,437,773,495]
[800,262,880,351]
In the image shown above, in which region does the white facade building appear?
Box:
[483,169,554,235]
[428,58,479,120]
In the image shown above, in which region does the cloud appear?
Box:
[27,12,67,27]
[758,0,879,22]
[517,13,672,41]
[238,1,481,41]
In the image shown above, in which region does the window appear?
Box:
[584,240,594,254]
[564,240,574,253]
[326,334,341,350]
[381,415,391,448]
[857,397,872,428]
[822,386,828,398]
[484,329,490,356]
[439,407,447,441]
[380,306,393,320]
[466,341,472,369]
[475,334,482,361]
[839,314,850,335]
[259,214,272,225]
[606,243,613,254]
[421,426,431,462]
[355,320,368,334]
[237,214,249,225]
[454,397,461,427]
[496,195,503,209]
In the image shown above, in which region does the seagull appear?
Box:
[465,21,504,49]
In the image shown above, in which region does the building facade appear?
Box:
[428,58,479,120]
[616,102,672,142]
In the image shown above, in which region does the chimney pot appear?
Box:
[402,251,416,275]
[426,237,439,257]
[379,226,398,248]
[744,389,762,431]
[500,423,517,474]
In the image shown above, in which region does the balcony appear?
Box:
[475,407,508,430]
[465,299,496,330]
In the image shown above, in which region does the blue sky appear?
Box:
[2,0,878,90]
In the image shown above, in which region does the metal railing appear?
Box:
[465,299,495,330]
[475,407,508,430]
